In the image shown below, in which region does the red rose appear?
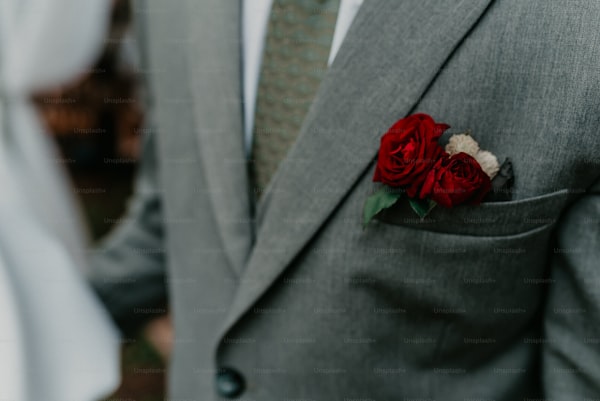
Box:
[419,152,492,208]
[373,113,449,197]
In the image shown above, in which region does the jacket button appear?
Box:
[216,367,245,398]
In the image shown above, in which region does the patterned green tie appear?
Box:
[251,0,341,195]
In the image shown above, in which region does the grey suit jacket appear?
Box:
[91,0,600,399]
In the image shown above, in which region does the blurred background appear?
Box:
[33,0,166,399]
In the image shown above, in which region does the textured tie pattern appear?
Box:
[251,0,341,194]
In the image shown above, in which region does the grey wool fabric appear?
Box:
[90,0,600,400]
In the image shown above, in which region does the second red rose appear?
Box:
[419,152,492,208]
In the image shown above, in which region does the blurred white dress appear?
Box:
[0,0,119,400]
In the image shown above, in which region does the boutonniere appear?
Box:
[363,113,513,227]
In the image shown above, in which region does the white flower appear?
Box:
[445,133,479,157]
[445,131,500,179]
[475,150,500,179]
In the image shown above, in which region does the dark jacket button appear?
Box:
[216,367,245,398]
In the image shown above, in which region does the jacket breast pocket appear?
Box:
[373,189,573,237]
[343,189,576,365]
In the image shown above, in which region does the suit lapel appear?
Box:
[186,0,253,276]
[217,0,495,340]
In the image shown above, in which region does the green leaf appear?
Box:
[408,198,437,219]
[363,187,403,228]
